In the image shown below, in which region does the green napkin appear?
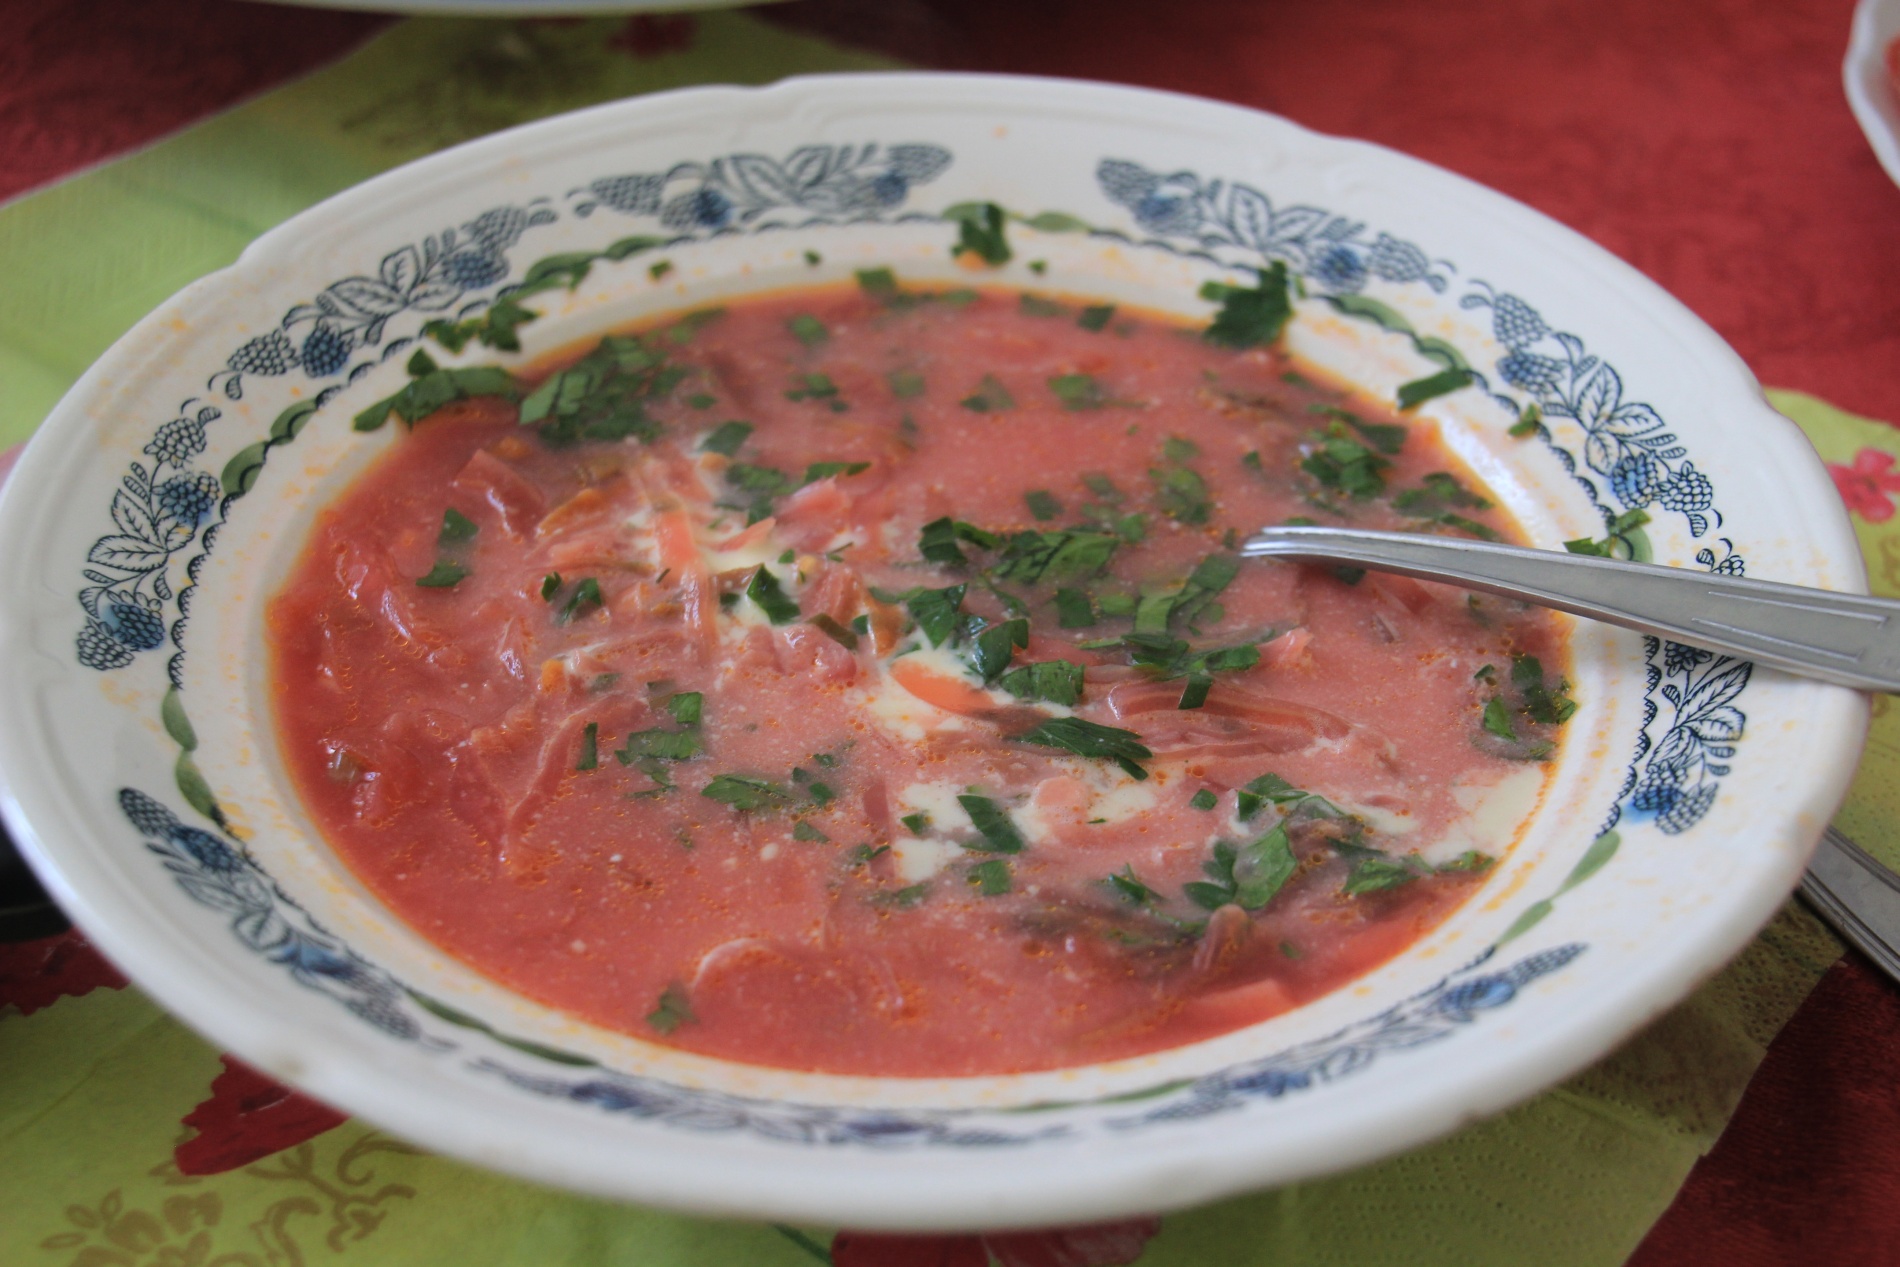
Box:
[0,18,1876,1266]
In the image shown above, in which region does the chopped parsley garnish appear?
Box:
[1010,717,1151,780]
[1117,630,1261,708]
[576,722,599,771]
[873,882,932,909]
[1049,373,1111,410]
[960,374,1015,412]
[1342,854,1422,894]
[1396,367,1474,411]
[1392,471,1497,538]
[920,516,977,566]
[968,859,1012,895]
[855,267,899,300]
[649,260,674,280]
[793,821,832,843]
[810,613,860,650]
[1078,304,1116,332]
[1108,864,1160,906]
[1053,588,1095,628]
[1025,489,1063,521]
[502,332,688,446]
[1149,461,1212,525]
[804,460,870,483]
[992,530,1118,585]
[646,983,695,1034]
[615,729,703,762]
[1201,261,1294,350]
[1234,772,1342,823]
[1512,654,1579,724]
[702,774,792,811]
[788,313,829,347]
[804,250,822,266]
[900,812,930,836]
[1439,851,1497,873]
[701,420,753,456]
[870,583,967,647]
[1190,788,1219,811]
[665,692,703,726]
[807,781,836,806]
[969,618,1029,682]
[947,201,1011,266]
[1301,426,1390,499]
[1509,402,1544,438]
[997,658,1085,706]
[1170,553,1239,630]
[355,362,519,433]
[1564,508,1651,558]
[1020,293,1066,318]
[746,566,800,625]
[421,294,538,353]
[1481,697,1519,740]
[415,560,468,588]
[555,577,603,624]
[1185,822,1298,911]
[888,369,926,399]
[686,393,716,409]
[785,373,846,411]
[958,794,1027,854]
[438,507,479,544]
[540,572,562,600]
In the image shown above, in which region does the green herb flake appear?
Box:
[855,267,899,299]
[947,201,1011,266]
[1108,864,1160,906]
[646,983,695,1034]
[968,858,1012,895]
[541,572,562,600]
[665,692,703,727]
[869,583,967,647]
[685,393,717,410]
[788,314,829,347]
[1344,854,1420,895]
[1149,463,1212,525]
[1163,436,1200,463]
[888,369,926,400]
[702,774,792,812]
[1049,373,1108,410]
[615,729,703,763]
[746,566,801,625]
[997,657,1085,706]
[1201,261,1294,349]
[920,516,970,566]
[900,812,930,836]
[1053,588,1095,628]
[808,781,836,806]
[958,794,1027,854]
[1439,851,1497,874]
[416,560,468,588]
[1301,427,1390,500]
[438,507,479,544]
[970,618,1030,682]
[960,374,1015,413]
[1011,717,1151,781]
[810,613,860,650]
[804,249,823,266]
[1189,789,1219,812]
[1512,654,1579,724]
[576,722,600,771]
[648,260,673,281]
[803,460,870,484]
[793,820,832,843]
[1078,304,1116,332]
[556,577,603,624]
[1395,367,1474,411]
[1564,508,1652,558]
[1025,489,1063,521]
[701,420,753,456]
[875,882,932,909]
[1481,697,1518,740]
[1509,402,1544,438]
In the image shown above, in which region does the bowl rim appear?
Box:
[0,70,1869,1229]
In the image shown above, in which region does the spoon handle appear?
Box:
[1240,525,1900,692]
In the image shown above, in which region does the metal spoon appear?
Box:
[1240,525,1900,693]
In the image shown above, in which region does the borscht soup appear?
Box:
[267,269,1572,1077]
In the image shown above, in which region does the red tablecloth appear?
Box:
[6,0,1899,1259]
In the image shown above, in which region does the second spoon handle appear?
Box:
[1240,526,1900,692]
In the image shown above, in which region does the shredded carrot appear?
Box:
[890,658,996,716]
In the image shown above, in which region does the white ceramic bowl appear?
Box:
[0,73,1866,1230]
[1847,0,1900,188]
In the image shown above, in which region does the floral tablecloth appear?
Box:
[3,3,1899,1264]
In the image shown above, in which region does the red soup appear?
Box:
[268,278,1572,1077]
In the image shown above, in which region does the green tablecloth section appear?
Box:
[0,17,1888,1266]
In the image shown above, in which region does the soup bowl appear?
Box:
[0,73,1865,1229]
